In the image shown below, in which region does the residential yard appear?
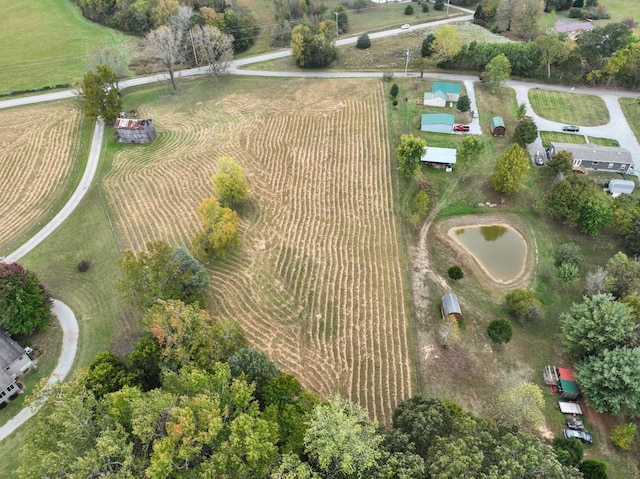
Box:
[529,89,610,126]
[620,97,640,144]
[540,131,620,148]
[0,0,136,95]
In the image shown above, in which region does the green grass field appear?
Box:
[529,89,610,126]
[619,97,640,144]
[0,0,136,95]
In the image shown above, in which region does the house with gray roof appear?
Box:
[0,328,34,403]
[421,113,455,133]
[550,142,635,174]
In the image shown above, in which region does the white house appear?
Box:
[0,328,34,403]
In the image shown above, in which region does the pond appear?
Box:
[449,224,527,283]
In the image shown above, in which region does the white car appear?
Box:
[401,24,410,30]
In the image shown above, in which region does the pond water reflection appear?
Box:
[451,225,526,282]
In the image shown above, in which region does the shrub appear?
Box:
[392,99,398,107]
[569,7,583,17]
[610,423,637,451]
[421,2,429,12]
[505,288,542,321]
[487,318,513,344]
[356,33,370,49]
[578,460,608,479]
[410,190,431,229]
[573,0,584,6]
[77,259,91,272]
[434,0,445,10]
[555,243,582,268]
[404,4,414,15]
[556,262,580,283]
[390,83,399,98]
[621,17,638,29]
[552,437,584,467]
[448,265,463,280]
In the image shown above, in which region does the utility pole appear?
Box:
[334,12,339,35]
[446,0,450,16]
[404,48,410,77]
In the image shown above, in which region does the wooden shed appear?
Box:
[115,118,157,144]
[441,293,461,319]
[490,116,505,136]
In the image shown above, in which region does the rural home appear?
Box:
[555,19,593,40]
[550,142,635,174]
[607,179,635,197]
[421,113,455,133]
[0,328,34,403]
[431,82,461,102]
[490,116,505,136]
[441,293,461,320]
[422,90,448,107]
[115,118,157,144]
[420,146,457,170]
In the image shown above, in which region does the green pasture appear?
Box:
[528,89,609,126]
[0,0,136,95]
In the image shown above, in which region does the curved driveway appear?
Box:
[0,7,639,440]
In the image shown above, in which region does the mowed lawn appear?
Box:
[0,0,135,95]
[103,77,414,424]
[528,89,610,126]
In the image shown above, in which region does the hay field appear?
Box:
[103,77,413,422]
[0,102,82,254]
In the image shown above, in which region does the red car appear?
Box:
[453,124,470,132]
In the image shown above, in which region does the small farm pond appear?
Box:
[449,224,527,283]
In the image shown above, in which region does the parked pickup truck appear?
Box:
[453,124,470,132]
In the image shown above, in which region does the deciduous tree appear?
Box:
[396,134,426,178]
[493,382,545,431]
[192,196,240,259]
[190,24,234,79]
[392,396,453,457]
[483,53,511,94]
[228,347,281,399]
[146,24,185,92]
[490,144,529,194]
[605,251,640,298]
[117,241,209,310]
[431,25,463,65]
[304,395,383,477]
[213,156,249,207]
[291,21,338,68]
[577,22,631,70]
[535,33,571,79]
[561,293,635,360]
[547,174,594,223]
[77,64,122,123]
[504,288,542,321]
[579,193,613,236]
[576,346,640,416]
[0,262,52,335]
[546,149,574,176]
[510,0,545,38]
[626,217,640,255]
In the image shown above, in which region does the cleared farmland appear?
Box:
[0,102,82,254]
[103,77,413,422]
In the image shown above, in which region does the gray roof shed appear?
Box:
[441,293,461,319]
[608,179,635,196]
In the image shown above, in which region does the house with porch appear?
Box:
[0,328,34,403]
[550,142,635,174]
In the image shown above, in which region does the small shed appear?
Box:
[431,81,461,102]
[490,116,505,136]
[441,293,461,320]
[423,90,448,107]
[558,379,581,400]
[421,113,455,133]
[608,179,635,197]
[115,118,157,144]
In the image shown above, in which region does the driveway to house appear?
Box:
[0,300,78,442]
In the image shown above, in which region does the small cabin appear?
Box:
[441,293,461,320]
[490,116,505,136]
[115,118,157,144]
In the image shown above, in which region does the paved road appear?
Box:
[0,300,79,442]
